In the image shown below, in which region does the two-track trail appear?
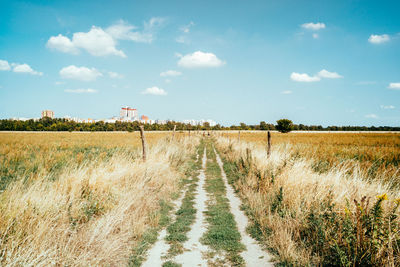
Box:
[141,140,273,266]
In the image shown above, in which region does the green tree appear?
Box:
[276,119,293,133]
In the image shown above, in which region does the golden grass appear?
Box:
[216,135,400,265]
[0,132,198,266]
[221,131,400,184]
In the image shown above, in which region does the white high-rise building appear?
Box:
[120,106,138,120]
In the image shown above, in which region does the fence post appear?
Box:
[267,131,271,157]
[172,125,176,140]
[139,126,147,162]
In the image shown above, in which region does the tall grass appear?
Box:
[0,134,198,266]
[216,136,400,265]
[222,132,400,186]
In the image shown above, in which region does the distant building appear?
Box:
[120,106,138,121]
[41,110,54,119]
[141,115,149,124]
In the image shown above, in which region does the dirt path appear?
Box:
[214,148,274,267]
[141,143,273,266]
[174,148,209,266]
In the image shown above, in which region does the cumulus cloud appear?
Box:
[317,69,343,79]
[160,70,182,77]
[60,65,102,81]
[177,51,225,68]
[368,34,390,44]
[365,114,378,119]
[142,86,167,95]
[0,59,11,71]
[281,90,292,94]
[290,72,320,82]
[12,63,43,75]
[388,82,400,90]
[47,34,79,54]
[64,88,97,93]
[301,22,326,30]
[108,71,124,79]
[380,105,395,109]
[47,18,165,57]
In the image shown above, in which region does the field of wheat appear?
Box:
[216,132,400,265]
[0,131,197,266]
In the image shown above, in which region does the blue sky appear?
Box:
[0,0,399,126]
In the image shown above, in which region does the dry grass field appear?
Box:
[0,131,197,266]
[222,131,400,186]
[216,132,400,265]
[1,131,399,266]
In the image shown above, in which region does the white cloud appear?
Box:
[160,70,182,77]
[108,71,124,79]
[142,86,167,95]
[177,51,225,68]
[301,22,326,30]
[380,105,395,109]
[47,34,80,54]
[47,27,125,57]
[290,72,320,82]
[47,18,165,57]
[312,33,319,39]
[0,59,11,71]
[281,90,292,94]
[60,65,102,81]
[12,63,43,75]
[180,21,194,33]
[64,88,97,93]
[365,114,378,119]
[368,34,390,44]
[106,19,160,43]
[388,82,400,90]
[317,69,343,79]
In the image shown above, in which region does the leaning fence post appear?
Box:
[267,131,271,157]
[139,125,147,162]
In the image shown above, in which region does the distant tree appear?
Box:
[260,121,268,130]
[276,119,293,133]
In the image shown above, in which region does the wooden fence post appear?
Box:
[139,126,147,162]
[267,131,271,157]
[172,125,176,140]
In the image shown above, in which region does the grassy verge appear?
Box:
[216,137,400,266]
[165,141,204,257]
[201,140,245,266]
[128,200,173,267]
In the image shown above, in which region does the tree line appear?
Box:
[0,118,399,132]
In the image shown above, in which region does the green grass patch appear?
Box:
[165,141,204,256]
[201,140,245,266]
[128,199,173,267]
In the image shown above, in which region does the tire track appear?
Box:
[214,147,274,267]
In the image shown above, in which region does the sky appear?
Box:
[0,0,399,126]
